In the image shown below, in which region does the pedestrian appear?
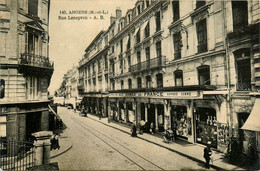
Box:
[131,122,137,137]
[99,111,102,120]
[52,134,60,151]
[50,134,55,150]
[139,120,145,134]
[203,144,212,169]
[150,122,154,134]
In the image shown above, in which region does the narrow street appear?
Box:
[51,107,205,170]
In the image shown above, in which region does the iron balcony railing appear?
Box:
[20,53,53,69]
[130,56,166,73]
[237,82,251,91]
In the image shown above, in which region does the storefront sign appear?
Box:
[109,91,203,99]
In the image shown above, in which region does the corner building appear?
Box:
[0,0,53,141]
[78,0,260,156]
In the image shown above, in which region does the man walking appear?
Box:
[203,144,212,169]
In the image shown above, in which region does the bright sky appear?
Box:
[48,0,136,94]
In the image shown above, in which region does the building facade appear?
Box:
[78,0,260,158]
[0,0,53,141]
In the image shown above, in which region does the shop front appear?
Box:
[194,107,218,148]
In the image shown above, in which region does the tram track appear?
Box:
[71,116,164,170]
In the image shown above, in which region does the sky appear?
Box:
[48,0,136,94]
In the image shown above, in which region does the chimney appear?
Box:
[116,9,122,20]
[110,16,116,25]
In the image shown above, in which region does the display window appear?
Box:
[194,107,217,148]
[171,106,188,139]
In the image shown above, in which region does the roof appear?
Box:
[84,30,105,53]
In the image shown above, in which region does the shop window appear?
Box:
[197,65,210,85]
[156,73,163,88]
[232,1,248,31]
[172,0,180,22]
[28,0,38,16]
[157,104,165,132]
[196,19,207,53]
[145,22,150,38]
[194,107,217,148]
[136,29,140,43]
[196,0,206,9]
[146,75,152,88]
[174,70,183,86]
[137,77,142,88]
[171,106,188,138]
[234,49,251,91]
[0,79,5,98]
[128,79,132,89]
[173,32,182,60]
[155,11,161,32]
[127,35,131,50]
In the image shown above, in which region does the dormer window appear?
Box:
[121,21,124,30]
[146,0,150,8]
[128,14,131,23]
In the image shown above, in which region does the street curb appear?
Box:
[88,116,227,171]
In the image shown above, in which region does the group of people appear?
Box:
[131,121,155,137]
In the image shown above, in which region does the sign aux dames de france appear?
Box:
[109,91,203,99]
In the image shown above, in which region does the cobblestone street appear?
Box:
[51,107,205,170]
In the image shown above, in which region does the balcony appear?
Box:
[237,82,251,91]
[129,56,166,73]
[18,53,54,76]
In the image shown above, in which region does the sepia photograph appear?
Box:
[0,0,260,170]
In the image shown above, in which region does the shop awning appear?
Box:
[241,98,260,132]
[48,105,60,119]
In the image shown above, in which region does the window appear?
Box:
[104,54,108,70]
[105,36,108,45]
[0,116,7,137]
[156,41,162,57]
[120,39,123,53]
[127,35,131,50]
[196,0,206,9]
[145,22,150,38]
[145,47,150,68]
[128,55,131,71]
[172,0,180,22]
[27,32,42,55]
[234,49,251,91]
[111,79,115,91]
[128,79,132,89]
[98,59,101,72]
[173,32,182,60]
[146,75,152,88]
[174,70,183,86]
[26,76,40,100]
[137,51,141,70]
[197,65,210,85]
[155,11,161,32]
[232,1,248,31]
[93,78,96,86]
[121,80,124,89]
[0,79,5,98]
[112,45,114,53]
[156,73,163,88]
[196,19,207,53]
[146,0,150,8]
[137,77,142,88]
[136,29,140,43]
[137,5,141,15]
[121,22,124,30]
[0,32,7,57]
[28,0,38,16]
[128,14,131,23]
[92,63,95,74]
[111,29,114,37]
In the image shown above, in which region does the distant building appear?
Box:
[0,0,53,141]
[78,0,260,159]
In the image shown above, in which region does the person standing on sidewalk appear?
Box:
[203,144,212,169]
[131,122,137,137]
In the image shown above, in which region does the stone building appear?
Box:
[78,0,260,158]
[0,0,53,141]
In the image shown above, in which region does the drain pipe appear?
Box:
[223,1,233,139]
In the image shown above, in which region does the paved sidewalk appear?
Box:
[84,113,244,170]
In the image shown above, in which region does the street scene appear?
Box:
[1,0,260,170]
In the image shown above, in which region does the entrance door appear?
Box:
[26,112,41,140]
[238,112,250,154]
